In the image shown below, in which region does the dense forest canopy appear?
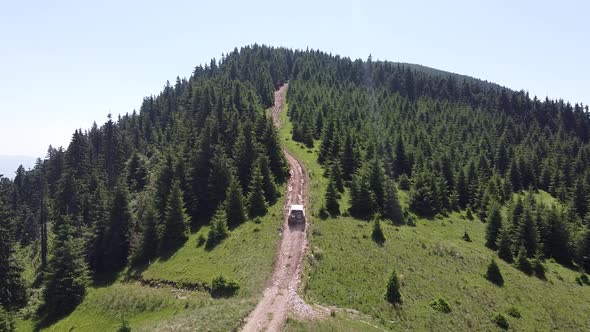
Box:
[1,45,590,324]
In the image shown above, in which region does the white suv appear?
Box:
[288,204,306,225]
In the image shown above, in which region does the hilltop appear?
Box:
[1,45,589,331]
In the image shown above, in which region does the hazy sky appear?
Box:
[0,0,588,159]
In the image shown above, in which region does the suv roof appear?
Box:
[290,204,304,210]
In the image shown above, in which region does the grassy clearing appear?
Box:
[39,283,254,332]
[140,191,285,298]
[16,186,285,331]
[279,95,590,330]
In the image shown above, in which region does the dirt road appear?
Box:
[242,84,323,332]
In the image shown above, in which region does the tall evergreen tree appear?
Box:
[518,207,538,258]
[385,268,402,304]
[497,228,513,263]
[160,180,190,252]
[139,205,159,262]
[485,202,503,250]
[87,180,109,275]
[382,178,403,223]
[247,162,267,218]
[225,175,247,228]
[325,174,340,216]
[103,182,132,271]
[0,190,26,310]
[42,215,90,318]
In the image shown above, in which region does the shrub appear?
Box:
[429,298,451,313]
[117,316,131,332]
[507,307,521,319]
[486,259,504,286]
[210,276,239,298]
[462,231,472,242]
[466,208,474,220]
[493,313,509,330]
[581,274,590,285]
[385,269,402,304]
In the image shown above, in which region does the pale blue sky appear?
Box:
[0,0,588,159]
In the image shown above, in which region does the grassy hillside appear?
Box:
[278,93,590,331]
[16,191,285,331]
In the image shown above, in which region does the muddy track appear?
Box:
[242,84,325,332]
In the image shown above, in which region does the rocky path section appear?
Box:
[242,84,326,332]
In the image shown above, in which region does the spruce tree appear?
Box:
[0,194,26,310]
[103,182,132,271]
[385,268,402,304]
[263,120,289,183]
[87,180,109,275]
[325,173,340,216]
[225,175,247,228]
[579,222,590,273]
[160,180,190,252]
[42,215,90,318]
[139,206,159,262]
[485,202,503,250]
[544,207,570,264]
[257,156,279,204]
[372,217,385,245]
[247,162,267,218]
[207,145,233,211]
[349,172,377,219]
[516,245,532,275]
[498,228,513,263]
[519,207,538,258]
[486,259,504,286]
[206,206,229,249]
[382,178,403,223]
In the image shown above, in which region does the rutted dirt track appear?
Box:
[242,84,325,331]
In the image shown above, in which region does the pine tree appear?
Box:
[42,215,90,318]
[139,206,159,262]
[103,182,132,271]
[382,178,403,223]
[87,180,109,275]
[543,207,570,264]
[498,228,513,263]
[127,152,147,192]
[409,169,438,217]
[369,157,386,210]
[160,180,190,252]
[207,145,233,211]
[225,175,247,228]
[385,268,402,304]
[372,217,385,245]
[519,207,538,258]
[247,162,267,218]
[486,259,504,286]
[257,156,279,204]
[579,222,590,272]
[341,132,356,181]
[516,245,532,275]
[325,175,340,216]
[0,192,26,310]
[206,207,229,249]
[393,134,408,177]
[349,173,377,219]
[234,122,258,192]
[485,202,503,250]
[263,120,289,183]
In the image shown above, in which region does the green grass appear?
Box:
[140,193,285,298]
[279,94,590,330]
[17,187,286,331]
